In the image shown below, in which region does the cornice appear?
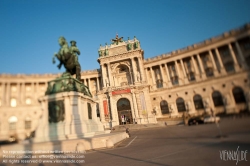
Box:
[144,23,250,64]
[98,49,143,65]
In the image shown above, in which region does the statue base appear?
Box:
[45,72,92,97]
[33,91,104,143]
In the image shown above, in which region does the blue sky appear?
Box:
[0,0,249,74]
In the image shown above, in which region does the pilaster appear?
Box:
[150,67,156,89]
[235,41,248,69]
[228,43,240,72]
[6,83,10,106]
[131,58,137,83]
[138,57,145,82]
[107,63,114,86]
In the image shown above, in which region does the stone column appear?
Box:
[6,82,10,106]
[36,82,39,103]
[144,68,148,82]
[164,63,172,88]
[180,59,189,84]
[109,93,116,124]
[235,41,248,69]
[150,67,156,89]
[99,96,106,123]
[191,56,199,80]
[21,82,25,105]
[138,57,145,82]
[92,102,98,121]
[131,58,137,83]
[180,59,187,77]
[208,50,219,76]
[197,54,206,79]
[17,82,21,105]
[159,64,167,87]
[87,78,92,93]
[107,63,113,86]
[96,77,99,91]
[1,82,5,106]
[215,48,226,75]
[175,61,182,85]
[132,91,139,120]
[228,43,240,71]
[100,65,105,88]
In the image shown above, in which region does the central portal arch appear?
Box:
[117,98,133,125]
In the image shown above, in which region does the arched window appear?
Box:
[160,100,169,114]
[116,64,132,86]
[176,97,186,112]
[232,87,246,104]
[193,94,204,110]
[212,91,224,107]
[9,116,17,130]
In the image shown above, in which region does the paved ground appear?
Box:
[0,117,249,166]
[84,117,250,166]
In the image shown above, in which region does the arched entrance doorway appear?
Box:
[117,98,133,125]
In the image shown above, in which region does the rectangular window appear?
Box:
[205,68,214,77]
[9,122,16,130]
[187,72,196,81]
[25,120,31,129]
[171,76,179,85]
[224,62,235,73]
[156,79,163,88]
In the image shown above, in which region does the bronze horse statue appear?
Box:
[53,37,81,80]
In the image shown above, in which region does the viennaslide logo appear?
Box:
[220,146,248,165]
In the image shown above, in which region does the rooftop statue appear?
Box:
[111,34,123,45]
[53,37,81,80]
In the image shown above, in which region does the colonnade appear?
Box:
[145,41,248,89]
[0,81,46,107]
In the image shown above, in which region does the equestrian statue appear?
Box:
[53,37,81,80]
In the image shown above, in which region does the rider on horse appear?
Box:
[53,37,81,80]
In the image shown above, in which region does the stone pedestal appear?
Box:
[33,91,104,143]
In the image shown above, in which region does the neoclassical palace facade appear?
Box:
[1,24,250,141]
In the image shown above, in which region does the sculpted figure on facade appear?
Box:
[169,104,174,113]
[105,78,110,87]
[203,98,210,108]
[133,36,139,49]
[136,71,141,81]
[185,101,190,112]
[223,94,231,106]
[152,106,158,115]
